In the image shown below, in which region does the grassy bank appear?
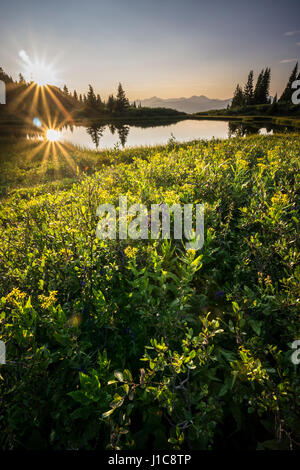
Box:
[189,114,300,128]
[0,134,299,450]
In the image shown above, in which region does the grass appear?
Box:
[0,134,299,450]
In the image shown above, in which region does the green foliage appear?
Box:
[0,134,299,450]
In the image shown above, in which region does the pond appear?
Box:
[21,117,299,150]
[55,119,275,150]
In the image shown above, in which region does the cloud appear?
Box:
[284,30,300,36]
[18,50,31,65]
[280,58,298,63]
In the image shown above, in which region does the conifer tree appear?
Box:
[253,69,264,104]
[231,84,244,108]
[107,94,115,113]
[262,67,271,103]
[87,84,97,108]
[18,73,25,84]
[96,94,103,108]
[252,68,270,105]
[116,82,129,112]
[279,62,298,103]
[244,70,254,105]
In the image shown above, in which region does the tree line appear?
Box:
[231,62,300,109]
[62,82,140,113]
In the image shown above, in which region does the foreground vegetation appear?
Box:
[0,134,299,450]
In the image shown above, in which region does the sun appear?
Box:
[46,129,61,142]
[30,61,58,87]
[19,50,59,87]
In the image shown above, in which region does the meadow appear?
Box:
[0,134,299,450]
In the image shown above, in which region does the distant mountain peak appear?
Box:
[139,95,232,113]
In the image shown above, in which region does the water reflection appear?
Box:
[86,124,106,149]
[2,118,299,149]
[228,121,275,137]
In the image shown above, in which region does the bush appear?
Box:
[0,134,299,449]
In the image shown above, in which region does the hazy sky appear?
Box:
[0,0,300,99]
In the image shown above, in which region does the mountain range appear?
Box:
[139,95,232,114]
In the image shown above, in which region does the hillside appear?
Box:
[140,95,232,113]
[0,134,299,450]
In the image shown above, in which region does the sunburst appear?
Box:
[14,51,78,177]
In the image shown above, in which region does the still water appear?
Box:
[57,119,272,150]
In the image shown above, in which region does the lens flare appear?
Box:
[19,50,59,87]
[46,129,61,142]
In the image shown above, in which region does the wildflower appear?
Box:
[124,246,138,259]
[39,291,58,309]
[6,288,27,304]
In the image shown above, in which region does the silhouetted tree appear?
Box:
[18,73,26,84]
[244,70,254,105]
[116,82,129,112]
[279,62,298,103]
[253,70,264,104]
[73,90,78,101]
[253,68,270,104]
[87,84,97,108]
[63,84,69,95]
[0,67,13,83]
[231,84,244,108]
[96,94,102,106]
[107,94,115,113]
[262,67,271,103]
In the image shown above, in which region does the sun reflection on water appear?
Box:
[46,129,61,142]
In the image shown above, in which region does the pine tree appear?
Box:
[73,90,78,101]
[253,69,264,104]
[107,94,115,113]
[262,67,271,104]
[231,84,244,108]
[79,94,82,103]
[87,84,97,108]
[96,94,103,108]
[252,68,271,105]
[244,70,254,105]
[0,67,13,83]
[279,62,298,103]
[18,73,25,84]
[116,83,129,112]
[63,84,69,95]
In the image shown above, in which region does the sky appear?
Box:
[0,0,300,100]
